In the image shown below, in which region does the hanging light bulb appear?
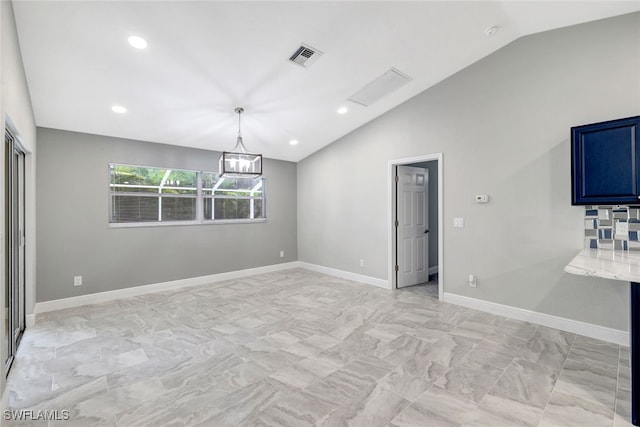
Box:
[219,107,263,177]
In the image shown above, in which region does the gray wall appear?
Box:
[298,13,640,331]
[410,161,438,271]
[36,128,297,302]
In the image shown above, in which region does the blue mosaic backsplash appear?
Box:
[584,205,640,251]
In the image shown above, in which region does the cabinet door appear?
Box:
[572,116,640,205]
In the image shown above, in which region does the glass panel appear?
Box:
[202,172,216,192]
[111,195,159,223]
[109,165,196,195]
[159,170,197,195]
[213,198,264,220]
[204,197,212,220]
[254,199,264,219]
[202,173,263,195]
[160,197,196,221]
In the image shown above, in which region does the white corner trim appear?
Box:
[34,262,301,315]
[298,262,390,289]
[443,292,629,346]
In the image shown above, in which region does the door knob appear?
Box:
[424,229,429,233]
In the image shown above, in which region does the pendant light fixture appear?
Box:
[219,107,263,177]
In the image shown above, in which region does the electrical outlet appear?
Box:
[616,221,629,239]
[453,218,465,228]
[279,250,284,258]
[468,274,477,288]
[74,276,83,286]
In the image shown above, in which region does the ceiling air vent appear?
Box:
[289,44,323,68]
[348,68,413,107]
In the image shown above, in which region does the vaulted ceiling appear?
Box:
[13,1,640,162]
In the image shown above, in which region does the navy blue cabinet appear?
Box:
[572,116,640,205]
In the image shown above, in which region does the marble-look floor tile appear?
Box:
[615,388,631,422]
[418,334,476,368]
[51,378,167,426]
[433,365,504,404]
[52,348,149,390]
[538,390,614,427]
[490,358,558,409]
[238,389,339,427]
[321,356,392,399]
[389,386,477,427]
[303,380,347,407]
[615,414,634,427]
[197,379,283,427]
[244,348,302,372]
[519,326,573,372]
[270,363,323,389]
[572,335,619,361]
[553,358,618,409]
[376,334,431,366]
[300,334,341,351]
[454,347,512,371]
[451,319,497,340]
[295,353,342,378]
[462,393,543,427]
[319,383,408,427]
[378,351,447,401]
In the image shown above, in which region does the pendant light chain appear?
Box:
[233,107,247,153]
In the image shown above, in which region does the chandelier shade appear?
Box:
[219,107,263,178]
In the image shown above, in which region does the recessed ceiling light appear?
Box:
[484,25,499,37]
[128,35,148,49]
[111,105,127,114]
[289,139,299,146]
[337,106,348,115]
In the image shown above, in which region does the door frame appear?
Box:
[387,153,443,300]
[4,126,26,375]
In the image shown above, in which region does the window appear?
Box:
[109,164,265,225]
[202,173,265,221]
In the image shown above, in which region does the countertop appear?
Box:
[565,248,640,283]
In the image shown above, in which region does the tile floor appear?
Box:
[5,269,633,426]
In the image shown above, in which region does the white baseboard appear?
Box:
[25,314,35,328]
[443,292,629,346]
[34,262,301,315]
[297,262,390,289]
[428,266,438,276]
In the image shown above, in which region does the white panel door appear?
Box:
[397,166,429,288]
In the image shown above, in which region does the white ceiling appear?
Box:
[12,1,640,162]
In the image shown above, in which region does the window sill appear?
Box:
[108,219,267,229]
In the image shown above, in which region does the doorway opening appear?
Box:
[5,127,26,375]
[388,154,443,300]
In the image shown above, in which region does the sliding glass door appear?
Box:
[5,129,25,374]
